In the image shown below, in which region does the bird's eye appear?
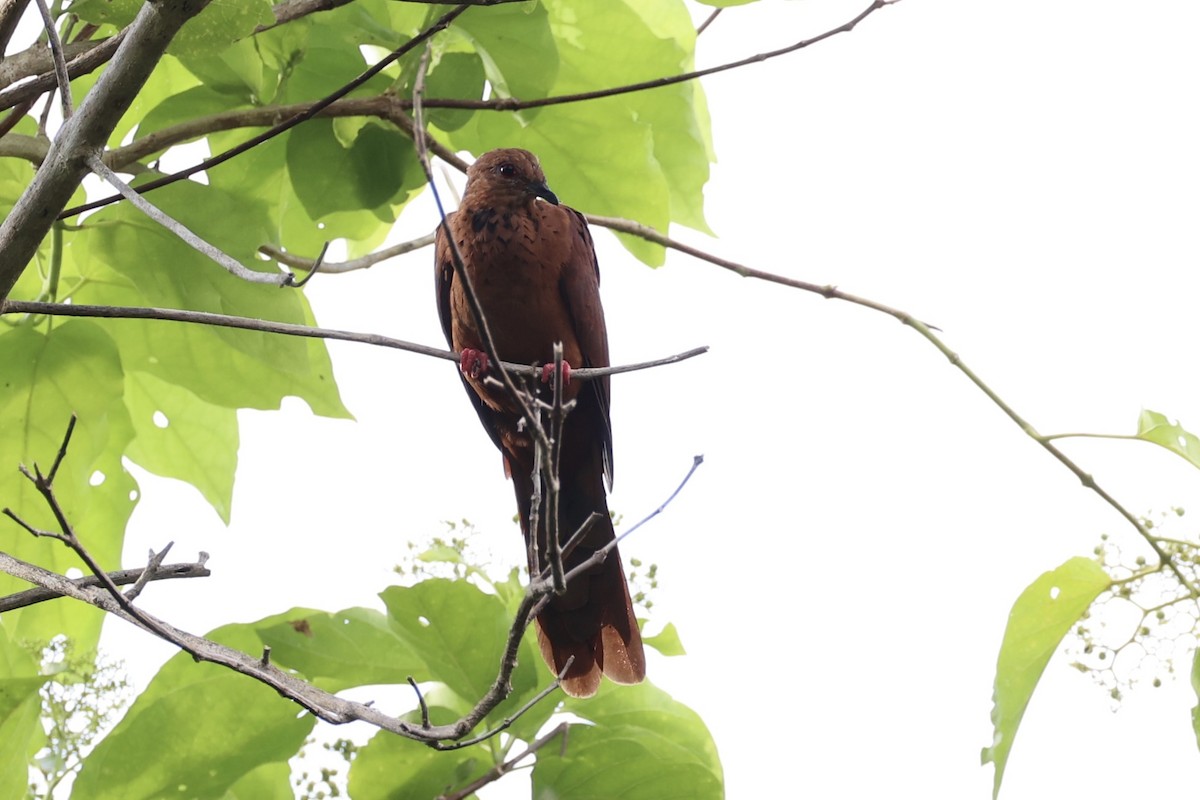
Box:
[498,163,516,178]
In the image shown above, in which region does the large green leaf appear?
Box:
[257,606,426,692]
[1135,409,1200,470]
[286,120,418,220]
[379,579,540,716]
[0,321,136,647]
[66,181,350,417]
[535,680,724,799]
[981,557,1110,799]
[123,371,238,524]
[169,0,275,58]
[73,620,314,800]
[348,727,485,800]
[452,1,558,107]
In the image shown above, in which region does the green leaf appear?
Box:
[169,0,276,58]
[123,371,238,524]
[0,625,45,800]
[348,728,485,800]
[423,51,487,132]
[0,321,136,648]
[643,622,686,657]
[69,0,139,28]
[223,760,295,800]
[452,1,558,107]
[379,580,539,714]
[257,607,426,692]
[68,181,350,418]
[286,120,418,220]
[981,557,1110,799]
[536,680,723,799]
[73,621,314,800]
[1135,409,1200,469]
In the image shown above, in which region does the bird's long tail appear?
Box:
[512,461,645,698]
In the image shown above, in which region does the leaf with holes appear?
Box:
[982,557,1110,799]
[1135,409,1200,470]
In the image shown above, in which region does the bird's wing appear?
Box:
[557,208,614,486]
[435,216,507,458]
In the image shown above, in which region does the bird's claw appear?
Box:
[541,361,572,386]
[460,348,489,378]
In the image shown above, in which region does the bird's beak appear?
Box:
[530,181,559,205]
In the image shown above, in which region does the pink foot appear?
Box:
[460,348,489,378]
[541,361,572,386]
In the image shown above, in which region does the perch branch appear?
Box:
[0,299,708,380]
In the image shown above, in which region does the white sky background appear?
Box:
[95,0,1200,797]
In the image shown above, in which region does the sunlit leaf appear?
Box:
[257,606,425,692]
[981,557,1110,799]
[0,625,45,800]
[644,621,686,657]
[537,680,723,799]
[0,321,136,648]
[1135,409,1200,470]
[73,620,313,800]
[123,371,238,524]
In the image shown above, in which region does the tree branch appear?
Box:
[0,0,211,302]
[258,234,435,274]
[0,558,211,612]
[0,298,709,379]
[0,31,125,112]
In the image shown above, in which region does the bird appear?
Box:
[434,148,645,698]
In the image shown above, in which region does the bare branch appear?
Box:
[0,31,125,111]
[0,0,31,60]
[32,0,70,117]
[0,559,210,612]
[258,234,435,274]
[0,299,708,380]
[86,154,292,286]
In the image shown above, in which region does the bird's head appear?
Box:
[464,148,560,208]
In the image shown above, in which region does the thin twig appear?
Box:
[696,8,721,36]
[86,154,292,286]
[0,559,210,613]
[438,723,569,800]
[553,456,704,589]
[433,656,575,751]
[49,0,894,219]
[32,0,70,117]
[407,676,431,728]
[288,241,329,288]
[122,542,173,602]
[0,299,707,380]
[0,30,125,112]
[547,342,567,594]
[258,233,435,274]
